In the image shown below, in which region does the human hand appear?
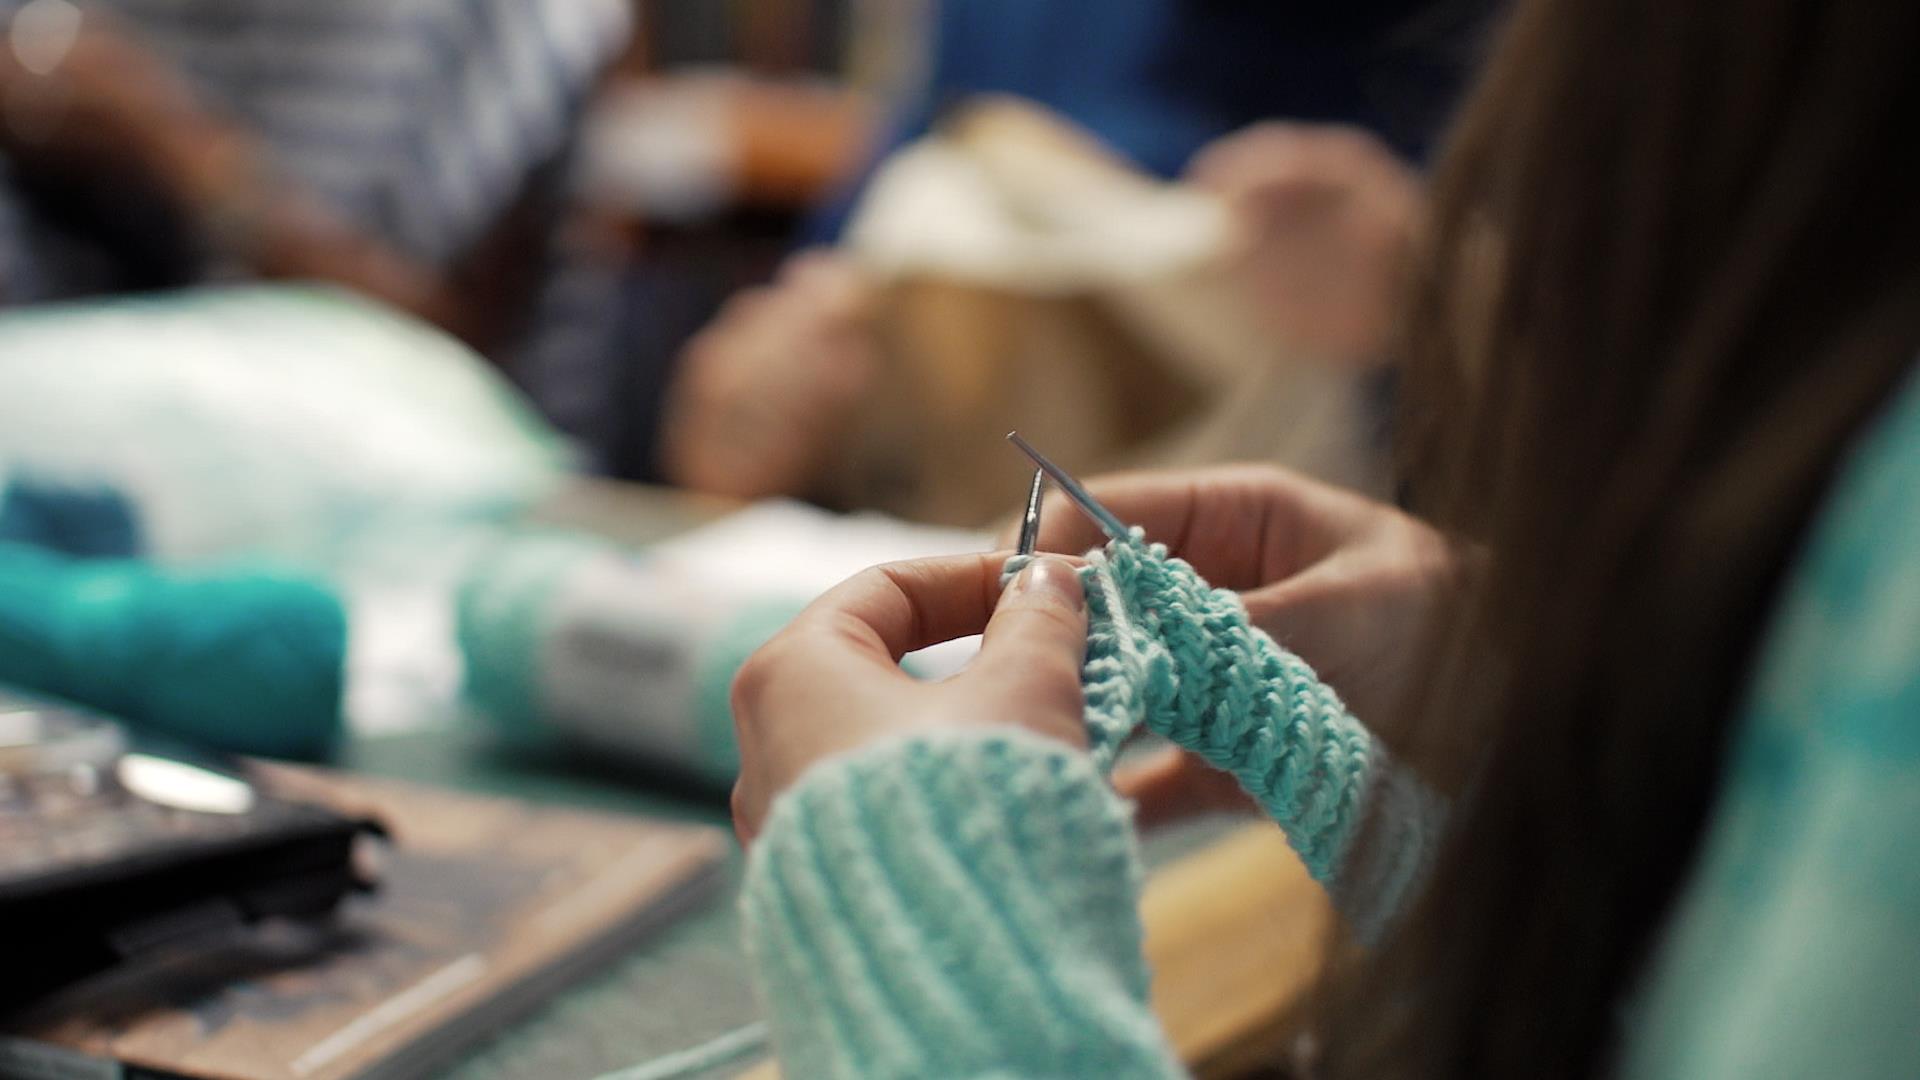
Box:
[1002,463,1460,733]
[1112,747,1257,829]
[0,4,245,196]
[660,250,880,499]
[730,553,1088,844]
[1187,123,1424,365]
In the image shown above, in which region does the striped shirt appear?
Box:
[0,0,630,295]
[0,0,634,461]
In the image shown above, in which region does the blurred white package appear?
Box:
[644,500,990,683]
[453,501,991,776]
[0,285,573,563]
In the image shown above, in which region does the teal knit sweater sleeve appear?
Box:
[741,728,1185,1079]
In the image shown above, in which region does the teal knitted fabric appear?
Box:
[1009,533,1445,931]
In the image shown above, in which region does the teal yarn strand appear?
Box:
[0,542,346,759]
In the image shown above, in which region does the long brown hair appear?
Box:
[1329,2,1920,1077]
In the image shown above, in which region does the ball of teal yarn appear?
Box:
[0,544,346,759]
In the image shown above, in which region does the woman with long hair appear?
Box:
[724,1,1920,1076]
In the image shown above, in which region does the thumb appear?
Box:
[984,556,1087,656]
[970,557,1090,744]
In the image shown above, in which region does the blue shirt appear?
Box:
[810,0,1484,240]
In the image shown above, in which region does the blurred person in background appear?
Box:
[725,0,1920,1077]
[0,0,630,399]
[660,0,1487,501]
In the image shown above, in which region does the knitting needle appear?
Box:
[1005,431,1132,543]
[1016,469,1047,556]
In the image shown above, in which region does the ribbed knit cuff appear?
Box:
[741,728,1184,1080]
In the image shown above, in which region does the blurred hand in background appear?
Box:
[659,249,880,499]
[730,553,1089,844]
[1188,122,1425,366]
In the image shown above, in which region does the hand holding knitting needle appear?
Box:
[729,552,1089,845]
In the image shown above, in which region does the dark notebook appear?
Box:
[0,765,729,1080]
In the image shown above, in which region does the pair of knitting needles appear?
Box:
[1008,431,1131,556]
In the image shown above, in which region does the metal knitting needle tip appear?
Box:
[1016,469,1046,555]
[1006,431,1132,543]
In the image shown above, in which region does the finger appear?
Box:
[969,556,1089,746]
[1189,122,1391,187]
[787,552,1011,665]
[976,556,1086,667]
[1184,121,1312,189]
[795,317,879,403]
[712,285,778,329]
[1113,747,1259,829]
[1236,168,1346,225]
[775,247,841,285]
[1235,522,1453,724]
[1020,464,1343,591]
[1009,469,1183,557]
[1113,749,1196,829]
[780,250,872,319]
[730,781,759,847]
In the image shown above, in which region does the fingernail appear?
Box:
[1010,556,1084,611]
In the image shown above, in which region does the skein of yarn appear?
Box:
[0,542,347,759]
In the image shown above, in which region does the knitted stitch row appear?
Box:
[1010,531,1446,939]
